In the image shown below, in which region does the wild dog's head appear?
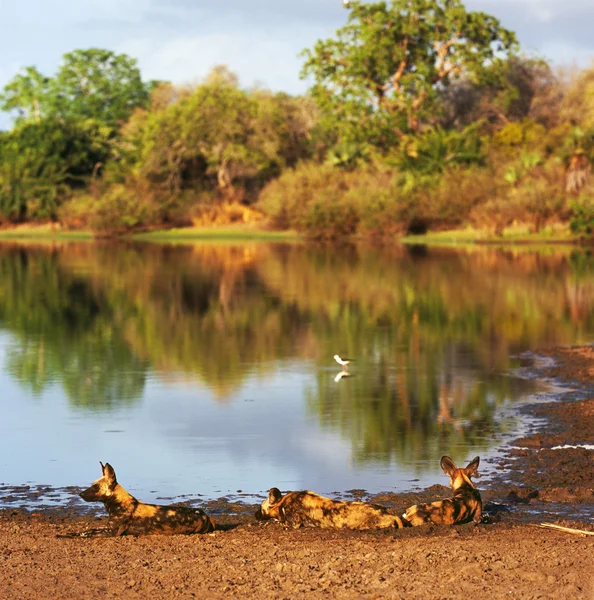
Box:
[440,456,480,491]
[80,462,118,502]
[255,487,284,520]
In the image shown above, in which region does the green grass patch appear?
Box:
[0,224,93,240]
[401,223,579,246]
[131,224,300,242]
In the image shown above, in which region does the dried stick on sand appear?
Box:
[537,523,594,536]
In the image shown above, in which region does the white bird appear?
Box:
[333,354,354,369]
[343,0,351,7]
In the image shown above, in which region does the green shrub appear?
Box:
[257,162,338,229]
[59,181,165,234]
[569,195,594,238]
[512,162,565,232]
[392,123,485,175]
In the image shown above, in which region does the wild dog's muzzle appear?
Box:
[79,484,101,502]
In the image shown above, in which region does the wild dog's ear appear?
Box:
[440,456,457,476]
[102,462,117,484]
[267,488,283,505]
[465,456,480,477]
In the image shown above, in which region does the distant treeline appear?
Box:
[1,0,594,239]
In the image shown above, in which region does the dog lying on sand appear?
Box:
[404,456,482,526]
[255,487,410,529]
[80,462,215,536]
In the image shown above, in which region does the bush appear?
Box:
[391,123,485,175]
[257,162,344,229]
[569,194,594,238]
[470,160,566,235]
[59,180,164,234]
[513,163,566,232]
[259,158,511,239]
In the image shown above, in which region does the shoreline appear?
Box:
[1,345,593,598]
[0,221,586,245]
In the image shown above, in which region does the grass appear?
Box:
[0,223,93,240]
[0,222,299,243]
[0,221,584,248]
[400,223,579,246]
[131,223,301,242]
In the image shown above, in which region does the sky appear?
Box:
[1,0,593,128]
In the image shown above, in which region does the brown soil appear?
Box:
[2,346,594,599]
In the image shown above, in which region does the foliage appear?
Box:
[257,160,489,238]
[3,30,594,238]
[130,67,315,199]
[0,118,112,222]
[441,56,560,129]
[560,65,594,131]
[392,123,485,174]
[569,193,594,238]
[301,0,518,146]
[472,160,566,235]
[0,48,151,128]
[61,184,159,234]
[0,66,50,122]
[326,142,370,170]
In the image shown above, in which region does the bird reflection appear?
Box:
[334,370,352,383]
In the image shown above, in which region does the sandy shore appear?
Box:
[1,345,593,599]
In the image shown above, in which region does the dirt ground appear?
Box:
[1,346,593,599]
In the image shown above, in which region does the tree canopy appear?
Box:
[301,0,518,146]
[0,48,151,128]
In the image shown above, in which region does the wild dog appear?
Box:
[255,487,410,530]
[404,456,482,526]
[79,462,215,536]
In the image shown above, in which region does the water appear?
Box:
[1,241,593,508]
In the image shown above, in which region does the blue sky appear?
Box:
[1,0,593,129]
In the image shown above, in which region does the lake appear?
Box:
[1,240,593,508]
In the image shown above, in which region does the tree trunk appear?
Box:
[217,162,233,191]
[566,152,591,194]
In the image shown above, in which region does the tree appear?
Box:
[134,67,316,197]
[0,118,112,221]
[0,48,151,128]
[441,56,560,129]
[0,67,50,123]
[301,0,518,147]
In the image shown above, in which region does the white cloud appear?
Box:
[42,0,155,24]
[469,0,592,20]
[118,32,312,92]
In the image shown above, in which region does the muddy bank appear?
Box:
[1,345,594,599]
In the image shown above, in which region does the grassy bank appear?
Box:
[400,223,579,246]
[0,221,587,246]
[0,224,94,240]
[131,224,300,242]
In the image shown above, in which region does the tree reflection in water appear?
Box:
[1,241,594,463]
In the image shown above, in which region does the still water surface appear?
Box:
[0,241,593,506]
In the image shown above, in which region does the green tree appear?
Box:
[0,66,50,123]
[301,0,518,146]
[0,118,112,221]
[135,66,315,196]
[0,48,151,128]
[51,48,150,126]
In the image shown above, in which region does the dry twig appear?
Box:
[537,523,594,537]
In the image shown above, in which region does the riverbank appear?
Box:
[1,345,593,599]
[0,220,584,245]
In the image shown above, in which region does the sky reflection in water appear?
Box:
[0,242,593,504]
